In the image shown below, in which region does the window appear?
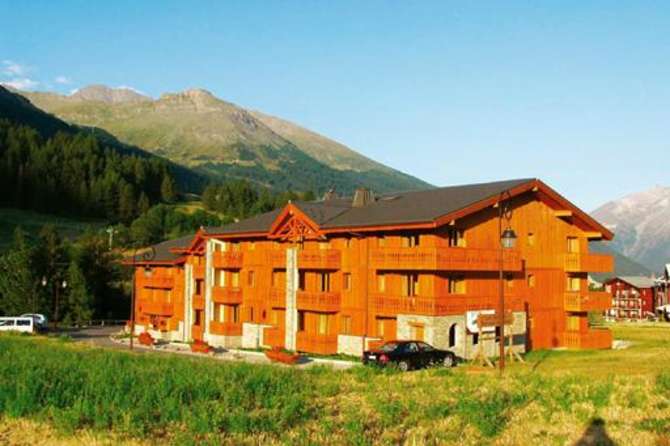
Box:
[319,272,331,292]
[298,311,306,331]
[402,234,419,247]
[527,232,535,247]
[231,271,240,287]
[377,273,386,292]
[566,316,580,331]
[343,273,352,291]
[341,315,352,335]
[248,270,255,287]
[378,236,386,247]
[527,274,536,288]
[448,228,465,247]
[248,241,256,250]
[472,333,479,345]
[195,279,203,295]
[448,276,466,294]
[318,314,328,335]
[166,290,173,302]
[272,270,284,288]
[506,274,514,288]
[272,310,279,325]
[231,305,240,323]
[567,236,579,253]
[567,276,581,291]
[448,324,457,348]
[319,241,330,250]
[194,309,202,326]
[298,271,306,291]
[377,318,385,337]
[344,238,352,248]
[217,269,225,287]
[403,273,420,297]
[231,242,240,252]
[249,306,254,322]
[143,268,153,277]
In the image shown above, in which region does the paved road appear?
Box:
[59,325,125,349]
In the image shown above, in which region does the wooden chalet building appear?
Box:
[605,276,657,320]
[130,178,614,358]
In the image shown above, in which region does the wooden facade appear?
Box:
[130,179,614,357]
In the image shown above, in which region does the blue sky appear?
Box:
[1,1,669,210]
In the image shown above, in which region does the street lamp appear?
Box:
[498,190,517,373]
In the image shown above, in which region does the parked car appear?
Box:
[20,313,48,331]
[0,317,35,333]
[362,340,456,371]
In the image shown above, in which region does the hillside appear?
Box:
[591,186,670,271]
[22,85,430,194]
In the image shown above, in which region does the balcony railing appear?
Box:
[267,250,286,268]
[192,294,205,309]
[296,291,341,312]
[209,321,242,336]
[213,251,243,269]
[212,287,243,304]
[369,247,522,272]
[563,329,612,349]
[372,294,524,317]
[298,249,341,270]
[564,291,611,312]
[139,301,173,316]
[192,264,205,279]
[564,253,613,273]
[296,331,338,355]
[140,276,174,289]
[269,288,285,308]
[263,326,284,348]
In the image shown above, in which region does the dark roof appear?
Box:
[204,178,535,235]
[131,234,194,264]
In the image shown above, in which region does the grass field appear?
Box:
[1,323,669,445]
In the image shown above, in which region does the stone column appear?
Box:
[284,246,299,350]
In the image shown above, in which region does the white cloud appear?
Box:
[54,75,71,84]
[2,60,27,76]
[0,78,40,90]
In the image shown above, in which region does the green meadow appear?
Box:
[1,323,669,445]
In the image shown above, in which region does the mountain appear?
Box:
[591,186,670,271]
[21,86,430,194]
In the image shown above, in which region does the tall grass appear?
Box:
[0,335,314,439]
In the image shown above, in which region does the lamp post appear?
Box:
[129,246,156,350]
[498,190,517,373]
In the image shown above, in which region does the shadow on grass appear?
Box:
[574,418,615,446]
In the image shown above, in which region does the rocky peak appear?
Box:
[70,84,150,103]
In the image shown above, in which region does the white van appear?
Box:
[0,317,35,333]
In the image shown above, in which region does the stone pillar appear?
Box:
[184,263,193,342]
[203,240,214,343]
[284,246,299,351]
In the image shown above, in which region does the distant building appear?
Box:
[127,178,615,357]
[604,276,657,320]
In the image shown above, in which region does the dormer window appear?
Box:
[402,234,420,248]
[448,229,465,247]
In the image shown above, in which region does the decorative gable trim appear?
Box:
[268,203,323,242]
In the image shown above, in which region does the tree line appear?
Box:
[0,119,178,223]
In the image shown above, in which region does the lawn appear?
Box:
[1,323,669,445]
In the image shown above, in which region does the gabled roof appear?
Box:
[200,178,613,241]
[127,234,194,265]
[608,276,657,289]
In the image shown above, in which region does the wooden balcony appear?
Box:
[296,291,341,312]
[563,329,612,349]
[213,251,243,269]
[263,326,284,348]
[191,325,203,341]
[296,331,338,355]
[192,264,206,279]
[564,291,611,312]
[369,247,522,272]
[267,250,286,268]
[210,321,242,336]
[298,249,341,270]
[372,294,524,317]
[192,294,205,309]
[564,253,613,273]
[140,276,174,289]
[269,288,285,308]
[212,287,243,304]
[140,301,173,316]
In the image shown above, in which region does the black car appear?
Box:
[362,340,456,371]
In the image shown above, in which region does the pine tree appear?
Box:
[62,262,93,326]
[160,174,177,203]
[137,192,151,215]
[0,228,41,316]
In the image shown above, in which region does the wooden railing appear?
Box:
[369,247,522,271]
[296,331,338,355]
[139,276,174,289]
[192,264,206,278]
[267,251,286,268]
[263,326,284,348]
[298,249,341,269]
[269,288,285,308]
[139,301,173,316]
[213,251,243,269]
[372,294,524,317]
[563,329,612,349]
[564,291,611,312]
[212,287,243,304]
[210,321,242,336]
[296,291,341,312]
[192,294,205,309]
[191,325,203,340]
[564,253,613,273]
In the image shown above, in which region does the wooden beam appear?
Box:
[554,210,572,218]
[584,231,603,240]
[449,220,456,226]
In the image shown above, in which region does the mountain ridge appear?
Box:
[20,85,431,195]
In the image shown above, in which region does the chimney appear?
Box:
[352,188,375,208]
[322,188,338,201]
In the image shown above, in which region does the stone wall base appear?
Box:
[207,334,242,349]
[242,323,272,349]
